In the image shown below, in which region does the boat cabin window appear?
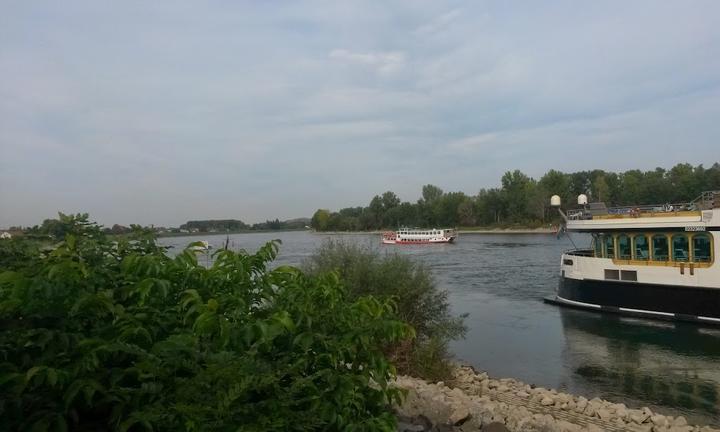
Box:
[593,235,603,258]
[652,235,669,261]
[692,233,712,262]
[672,234,689,262]
[633,235,649,260]
[605,235,615,259]
[617,234,631,260]
[600,232,712,264]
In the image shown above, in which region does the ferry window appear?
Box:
[620,270,637,281]
[672,234,689,262]
[633,235,649,260]
[604,269,619,280]
[605,235,615,259]
[692,233,712,262]
[652,235,669,261]
[617,234,631,260]
[594,235,604,258]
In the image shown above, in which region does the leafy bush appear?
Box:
[303,241,466,381]
[0,214,412,431]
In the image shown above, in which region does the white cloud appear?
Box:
[415,8,462,35]
[328,49,406,74]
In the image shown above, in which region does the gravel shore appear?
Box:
[394,366,720,432]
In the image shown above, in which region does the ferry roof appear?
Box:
[563,191,720,232]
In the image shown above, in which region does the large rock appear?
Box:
[630,407,653,424]
[449,406,471,426]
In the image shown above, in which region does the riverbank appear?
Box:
[395,365,719,432]
[459,227,555,234]
[156,228,307,238]
[310,227,557,235]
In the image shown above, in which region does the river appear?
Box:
[160,231,720,425]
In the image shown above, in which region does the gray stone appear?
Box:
[674,417,688,427]
[631,408,652,424]
[397,414,433,432]
[449,388,465,400]
[556,419,582,432]
[616,406,628,421]
[575,397,588,413]
[482,423,510,432]
[449,406,471,426]
[668,427,693,432]
[651,414,669,428]
[596,408,612,420]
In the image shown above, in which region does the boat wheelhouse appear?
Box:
[546,191,720,324]
[382,228,457,245]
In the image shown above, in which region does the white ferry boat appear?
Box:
[382,228,457,245]
[545,191,720,324]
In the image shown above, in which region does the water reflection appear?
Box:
[559,308,720,424]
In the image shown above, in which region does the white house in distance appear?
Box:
[0,232,12,239]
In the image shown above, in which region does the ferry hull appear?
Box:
[553,277,720,324]
[382,237,456,245]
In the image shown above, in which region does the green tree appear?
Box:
[0,215,411,431]
[457,198,476,226]
[310,209,331,231]
[381,191,401,211]
[501,170,535,222]
[421,184,443,203]
[591,173,610,202]
[618,170,643,204]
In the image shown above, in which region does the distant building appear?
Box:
[0,232,12,239]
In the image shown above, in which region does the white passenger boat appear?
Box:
[381,228,457,245]
[545,191,720,324]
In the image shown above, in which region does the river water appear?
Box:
[160,231,720,425]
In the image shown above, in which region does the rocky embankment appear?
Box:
[394,366,720,432]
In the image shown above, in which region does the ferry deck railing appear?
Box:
[566,190,719,220]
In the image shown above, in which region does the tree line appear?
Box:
[311,163,720,231]
[16,217,312,238]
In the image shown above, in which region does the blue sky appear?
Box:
[1,1,719,227]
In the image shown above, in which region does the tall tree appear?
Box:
[501,170,535,222]
[311,209,331,231]
[421,184,443,203]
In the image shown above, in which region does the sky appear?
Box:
[1,1,719,227]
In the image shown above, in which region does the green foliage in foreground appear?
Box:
[0,214,413,431]
[303,241,466,381]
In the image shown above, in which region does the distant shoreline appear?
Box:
[157,228,307,238]
[311,227,557,235]
[158,227,557,238]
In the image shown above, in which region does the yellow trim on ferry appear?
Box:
[594,211,702,220]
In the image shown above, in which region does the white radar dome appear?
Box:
[578,194,588,205]
[550,195,561,207]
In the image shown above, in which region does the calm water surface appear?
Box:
[161,231,720,425]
